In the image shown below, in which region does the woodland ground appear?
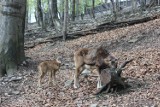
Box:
[0,18,160,107]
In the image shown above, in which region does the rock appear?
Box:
[90,103,98,107]
[4,93,10,96]
[0,77,3,81]
[12,91,20,95]
[82,69,91,75]
[45,103,50,107]
[64,80,73,87]
[59,92,65,97]
[128,38,138,43]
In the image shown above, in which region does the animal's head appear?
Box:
[104,54,118,69]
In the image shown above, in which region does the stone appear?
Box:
[90,103,98,107]
[64,80,73,87]
[12,91,20,95]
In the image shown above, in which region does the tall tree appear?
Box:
[25,0,29,29]
[140,0,146,10]
[131,0,136,13]
[49,0,61,30]
[0,0,26,76]
[110,0,117,21]
[72,0,76,21]
[37,0,44,29]
[63,0,69,41]
[91,0,95,18]
[49,0,58,23]
[76,0,80,19]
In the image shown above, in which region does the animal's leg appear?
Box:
[73,54,84,89]
[52,71,57,85]
[96,67,103,89]
[74,66,84,88]
[48,70,53,86]
[38,68,45,87]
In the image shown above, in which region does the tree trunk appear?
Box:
[0,0,26,77]
[110,0,117,21]
[131,0,136,13]
[60,0,64,21]
[92,0,95,18]
[115,0,120,12]
[76,0,79,19]
[49,0,61,31]
[37,0,44,29]
[72,0,76,21]
[63,0,68,41]
[48,0,53,26]
[25,0,28,30]
[95,59,133,95]
[140,0,146,10]
[84,0,87,15]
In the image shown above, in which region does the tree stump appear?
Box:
[95,59,133,95]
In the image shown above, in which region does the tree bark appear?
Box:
[72,0,76,21]
[131,0,136,13]
[76,0,79,19]
[25,0,28,30]
[92,0,95,18]
[37,0,44,29]
[63,0,69,41]
[95,59,133,95]
[110,0,117,21]
[0,0,26,76]
[49,0,61,31]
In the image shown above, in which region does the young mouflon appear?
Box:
[38,57,62,87]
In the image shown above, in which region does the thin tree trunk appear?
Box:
[131,0,136,13]
[116,0,120,12]
[0,0,26,76]
[63,0,68,41]
[49,0,61,31]
[84,0,87,15]
[25,0,28,30]
[110,0,117,21]
[48,0,53,26]
[60,0,64,21]
[92,0,95,18]
[37,0,44,29]
[76,0,79,19]
[72,0,76,21]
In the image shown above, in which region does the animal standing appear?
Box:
[38,58,62,87]
[73,46,118,89]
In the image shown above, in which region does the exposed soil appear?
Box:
[0,18,160,107]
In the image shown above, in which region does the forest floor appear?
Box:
[0,18,160,107]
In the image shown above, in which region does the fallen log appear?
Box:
[46,14,160,40]
[96,15,160,31]
[95,59,133,95]
[24,39,54,49]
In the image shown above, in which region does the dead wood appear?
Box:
[24,14,160,49]
[95,59,133,95]
[96,15,160,31]
[24,39,54,49]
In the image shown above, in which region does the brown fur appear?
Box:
[73,46,117,89]
[38,59,61,87]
